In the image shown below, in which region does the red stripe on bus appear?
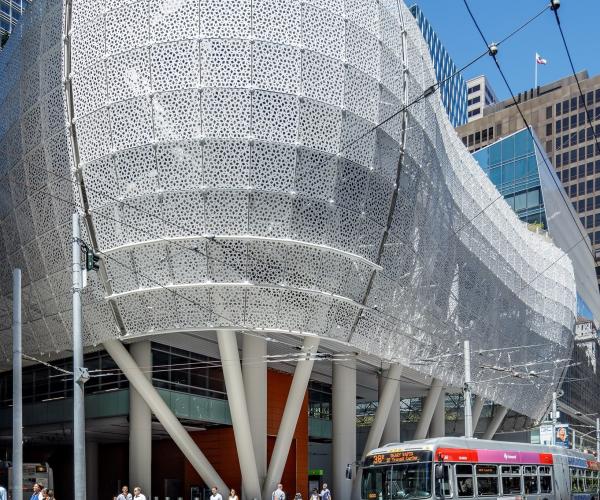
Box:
[437,448,477,462]
[436,449,553,465]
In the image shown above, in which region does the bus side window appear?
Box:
[455,464,474,498]
[475,464,498,497]
[523,465,538,494]
[539,466,552,493]
[571,468,581,493]
[435,465,453,498]
[501,465,522,495]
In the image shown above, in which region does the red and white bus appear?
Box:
[360,437,599,499]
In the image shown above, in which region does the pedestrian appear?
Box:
[132,487,146,500]
[310,489,319,500]
[319,483,331,500]
[47,490,56,500]
[31,484,44,500]
[0,483,7,500]
[41,489,49,500]
[293,494,302,500]
[210,486,223,500]
[272,483,285,500]
[117,486,132,500]
[228,488,238,500]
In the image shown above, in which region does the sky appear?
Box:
[411,0,600,102]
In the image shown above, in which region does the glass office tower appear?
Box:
[0,0,30,48]
[410,4,468,126]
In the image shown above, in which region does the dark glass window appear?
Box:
[588,180,594,193]
[596,232,600,245]
[563,152,570,165]
[596,160,600,174]
[482,128,488,141]
[571,166,577,178]
[588,197,594,211]
[571,97,578,110]
[588,144,595,158]
[563,99,570,113]
[571,132,578,146]
[496,122,502,136]
[579,129,586,144]
[596,195,600,208]
[588,127,594,141]
[502,476,521,495]
[579,95,585,108]
[477,477,499,496]
[579,164,585,177]
[587,91,594,105]
[571,150,578,163]
[596,107,600,120]
[562,168,568,181]
[556,138,562,151]
[596,124,600,135]
[545,140,552,152]
[571,115,577,128]
[556,102,562,115]
[579,199,585,212]
[596,178,600,192]
[588,162,594,176]
[556,120,562,133]
[475,131,481,144]
[579,182,586,196]
[595,213,600,227]
[570,185,577,197]
[579,147,586,161]
[546,105,553,119]
[563,117,569,131]
[596,89,600,102]
[468,134,474,146]
[582,217,587,228]
[579,111,586,126]
[462,137,467,146]
[546,123,552,136]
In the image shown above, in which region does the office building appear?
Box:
[458,71,600,287]
[0,0,585,498]
[410,4,468,126]
[0,0,30,48]
[466,75,498,122]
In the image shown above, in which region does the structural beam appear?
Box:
[217,330,262,500]
[242,334,267,485]
[379,369,401,445]
[129,341,152,496]
[472,395,485,432]
[103,339,228,493]
[482,405,508,440]
[430,388,446,438]
[413,378,443,440]
[263,336,320,499]
[332,358,356,500]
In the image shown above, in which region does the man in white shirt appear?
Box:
[0,484,7,500]
[116,485,132,500]
[132,486,147,500]
[319,483,331,500]
[272,483,286,500]
[209,486,223,500]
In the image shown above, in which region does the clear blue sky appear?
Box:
[411,0,600,101]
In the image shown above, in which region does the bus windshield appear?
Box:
[362,462,432,499]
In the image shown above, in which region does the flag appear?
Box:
[536,53,548,65]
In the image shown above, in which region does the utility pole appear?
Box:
[463,340,473,439]
[72,213,87,500]
[596,417,600,462]
[12,268,22,500]
[551,391,557,446]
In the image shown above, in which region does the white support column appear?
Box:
[86,440,99,500]
[129,341,152,496]
[103,339,228,494]
[332,358,356,500]
[262,336,320,500]
[362,364,402,457]
[217,331,262,500]
[242,334,267,485]
[482,405,508,440]
[413,379,443,440]
[379,370,401,445]
[472,395,485,432]
[430,389,446,438]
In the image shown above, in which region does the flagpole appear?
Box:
[535,53,538,88]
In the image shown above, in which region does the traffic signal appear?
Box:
[86,248,100,272]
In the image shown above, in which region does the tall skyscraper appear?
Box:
[410,4,468,126]
[467,75,497,122]
[457,71,600,287]
[0,0,30,48]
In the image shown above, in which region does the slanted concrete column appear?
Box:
[243,334,267,485]
[472,395,485,432]
[482,405,508,440]
[129,341,152,496]
[263,336,320,499]
[413,378,443,440]
[379,369,401,445]
[103,339,228,493]
[430,389,446,438]
[86,440,98,500]
[332,359,356,500]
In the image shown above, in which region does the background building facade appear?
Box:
[0,0,30,47]
[410,4,468,127]
[457,71,600,287]
[467,75,497,122]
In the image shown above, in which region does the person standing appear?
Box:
[272,483,285,500]
[210,486,223,500]
[227,488,238,500]
[309,489,319,500]
[47,490,56,500]
[117,486,132,500]
[0,483,7,500]
[319,483,331,500]
[31,484,44,500]
[132,487,146,500]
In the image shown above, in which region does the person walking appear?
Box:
[319,483,331,500]
[117,486,132,500]
[31,484,44,500]
[132,487,146,500]
[271,483,285,500]
[309,489,319,500]
[0,483,7,500]
[47,490,56,500]
[210,486,223,500]
[227,488,238,500]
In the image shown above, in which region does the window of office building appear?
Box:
[546,106,553,119]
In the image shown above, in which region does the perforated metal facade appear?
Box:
[0,0,578,419]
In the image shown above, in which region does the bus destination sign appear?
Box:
[364,450,432,467]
